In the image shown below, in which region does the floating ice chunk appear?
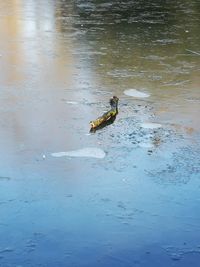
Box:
[51,147,106,159]
[65,101,79,105]
[140,123,162,129]
[124,89,150,98]
[139,143,154,148]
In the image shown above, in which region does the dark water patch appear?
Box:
[163,245,200,263]
[101,198,111,203]
[65,194,73,198]
[0,176,11,181]
[0,247,14,254]
[117,201,127,210]
[25,240,37,254]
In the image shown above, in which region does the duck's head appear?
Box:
[110,96,119,109]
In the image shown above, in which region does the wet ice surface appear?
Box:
[0,0,200,266]
[51,147,106,159]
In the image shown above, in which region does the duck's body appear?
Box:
[90,96,119,131]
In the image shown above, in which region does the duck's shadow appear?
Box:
[90,115,117,133]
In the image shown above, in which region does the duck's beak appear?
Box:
[90,121,95,128]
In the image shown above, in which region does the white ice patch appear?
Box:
[140,123,162,129]
[65,101,79,105]
[139,143,154,148]
[124,89,150,98]
[51,147,106,159]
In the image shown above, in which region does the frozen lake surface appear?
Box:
[0,0,200,266]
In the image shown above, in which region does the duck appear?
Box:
[90,96,119,132]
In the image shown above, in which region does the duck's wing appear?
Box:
[90,109,117,129]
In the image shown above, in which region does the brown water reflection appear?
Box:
[0,1,199,156]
